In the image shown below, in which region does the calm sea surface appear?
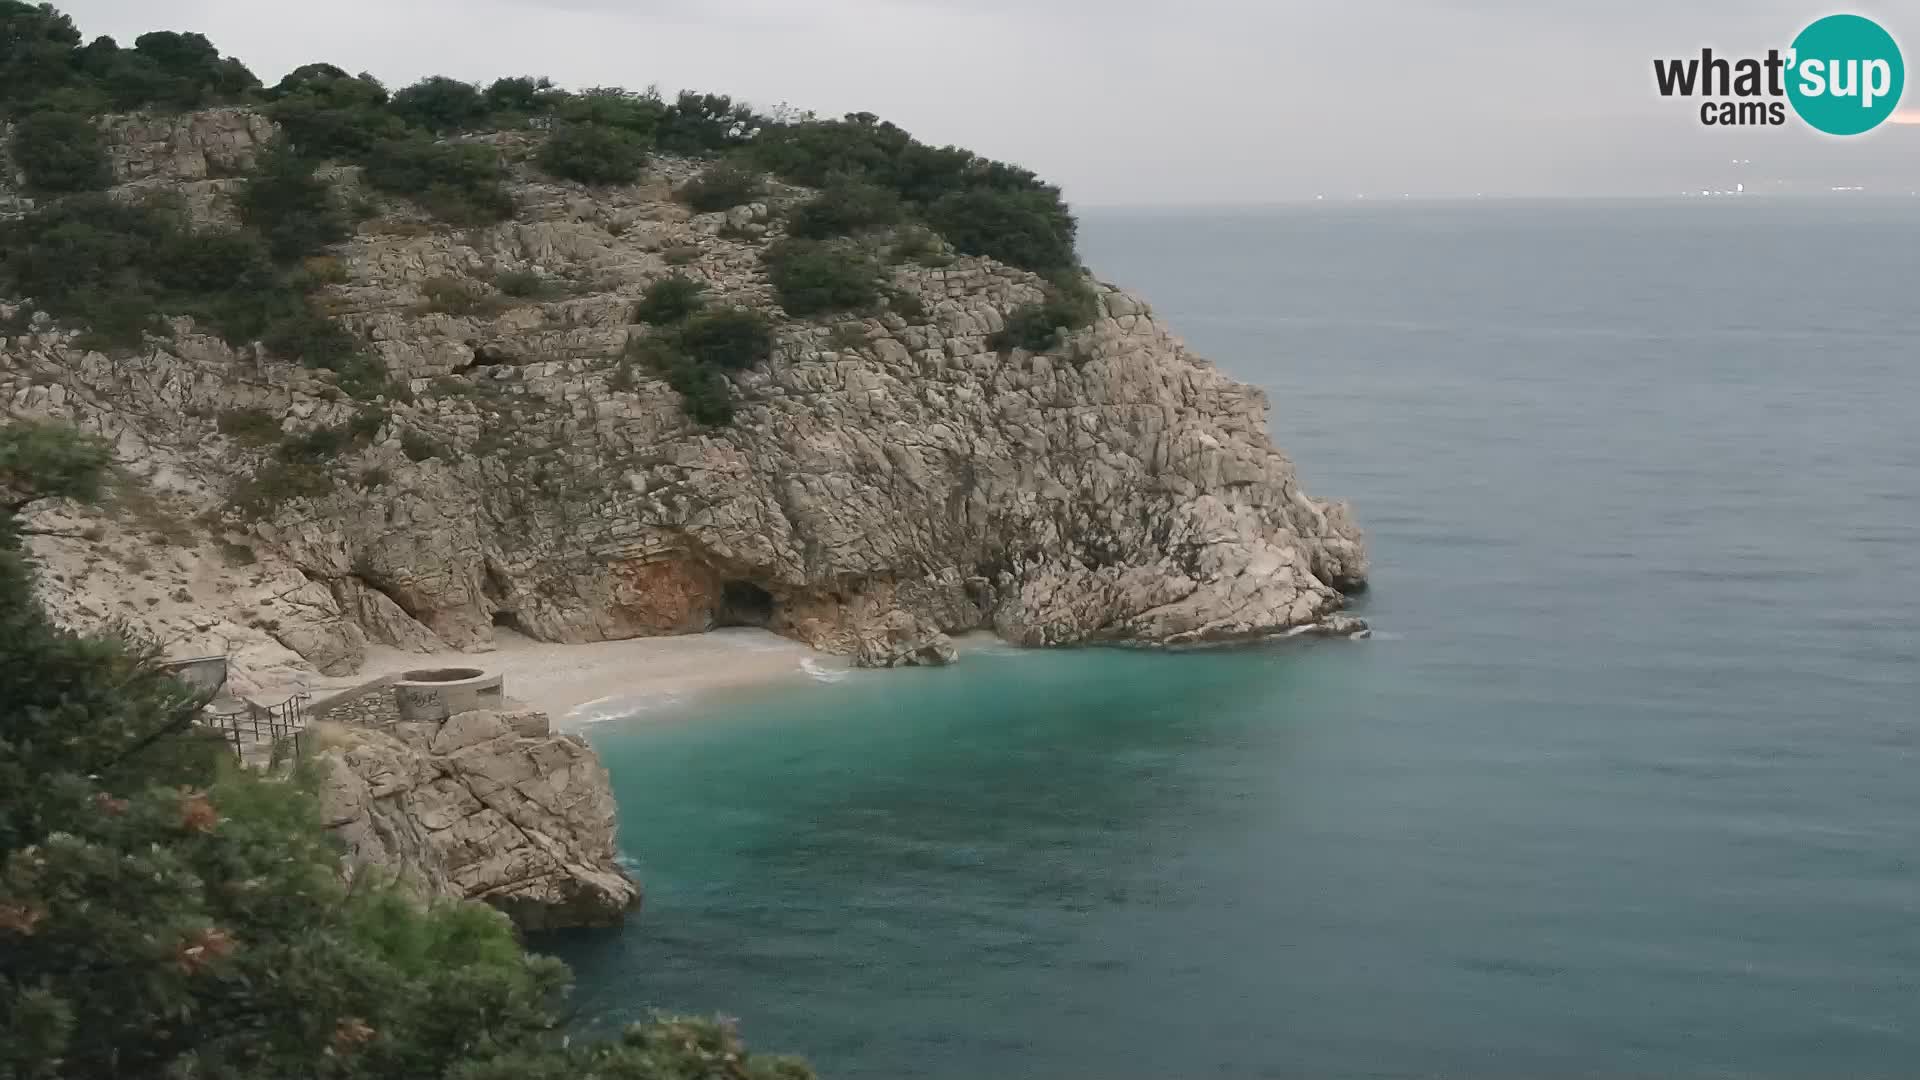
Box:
[547,199,1920,1079]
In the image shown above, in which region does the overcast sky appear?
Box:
[55,0,1920,205]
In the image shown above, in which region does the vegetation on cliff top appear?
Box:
[0,418,813,1079]
[1,1,1077,267]
[1,0,1094,423]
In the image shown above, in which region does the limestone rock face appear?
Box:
[313,709,641,930]
[2,109,1370,684]
[105,107,276,185]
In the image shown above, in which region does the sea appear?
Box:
[543,198,1920,1079]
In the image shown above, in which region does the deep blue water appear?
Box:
[548,199,1920,1078]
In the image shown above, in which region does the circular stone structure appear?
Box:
[392,667,506,723]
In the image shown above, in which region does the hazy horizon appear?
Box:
[51,0,1920,206]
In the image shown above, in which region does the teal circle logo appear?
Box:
[1787,14,1905,135]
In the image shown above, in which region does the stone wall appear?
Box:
[311,680,402,727]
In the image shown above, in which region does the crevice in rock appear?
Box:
[352,571,421,621]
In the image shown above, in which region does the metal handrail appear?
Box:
[201,691,312,759]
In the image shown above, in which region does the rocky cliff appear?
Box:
[2,109,1367,690]
[312,706,640,931]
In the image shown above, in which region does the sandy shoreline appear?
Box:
[309,627,842,727]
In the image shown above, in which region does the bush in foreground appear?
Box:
[0,420,812,1078]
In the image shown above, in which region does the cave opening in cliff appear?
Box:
[716,580,775,628]
[492,609,527,637]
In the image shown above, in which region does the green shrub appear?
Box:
[0,420,112,510]
[237,142,349,262]
[400,430,444,462]
[389,75,488,133]
[347,404,387,441]
[493,268,556,299]
[83,30,258,112]
[655,90,757,155]
[764,238,881,316]
[10,108,109,193]
[746,114,1079,271]
[154,227,275,297]
[0,3,84,111]
[0,197,178,345]
[632,274,706,325]
[787,177,902,239]
[482,75,554,119]
[360,465,391,489]
[266,68,405,158]
[676,306,772,371]
[989,273,1101,353]
[623,320,753,427]
[660,354,735,426]
[260,304,360,370]
[276,424,350,463]
[360,137,513,224]
[744,115,904,189]
[551,87,667,137]
[215,407,280,444]
[537,122,647,185]
[0,194,373,373]
[0,10,255,117]
[891,224,950,266]
[678,162,763,214]
[232,457,335,514]
[925,188,1078,273]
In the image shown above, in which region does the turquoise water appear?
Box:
[548,200,1920,1078]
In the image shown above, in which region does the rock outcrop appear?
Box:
[2,109,1368,688]
[313,708,641,930]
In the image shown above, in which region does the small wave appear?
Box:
[568,692,686,725]
[960,642,1033,658]
[800,657,852,684]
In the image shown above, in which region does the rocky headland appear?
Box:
[4,101,1366,932]
[3,109,1368,695]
